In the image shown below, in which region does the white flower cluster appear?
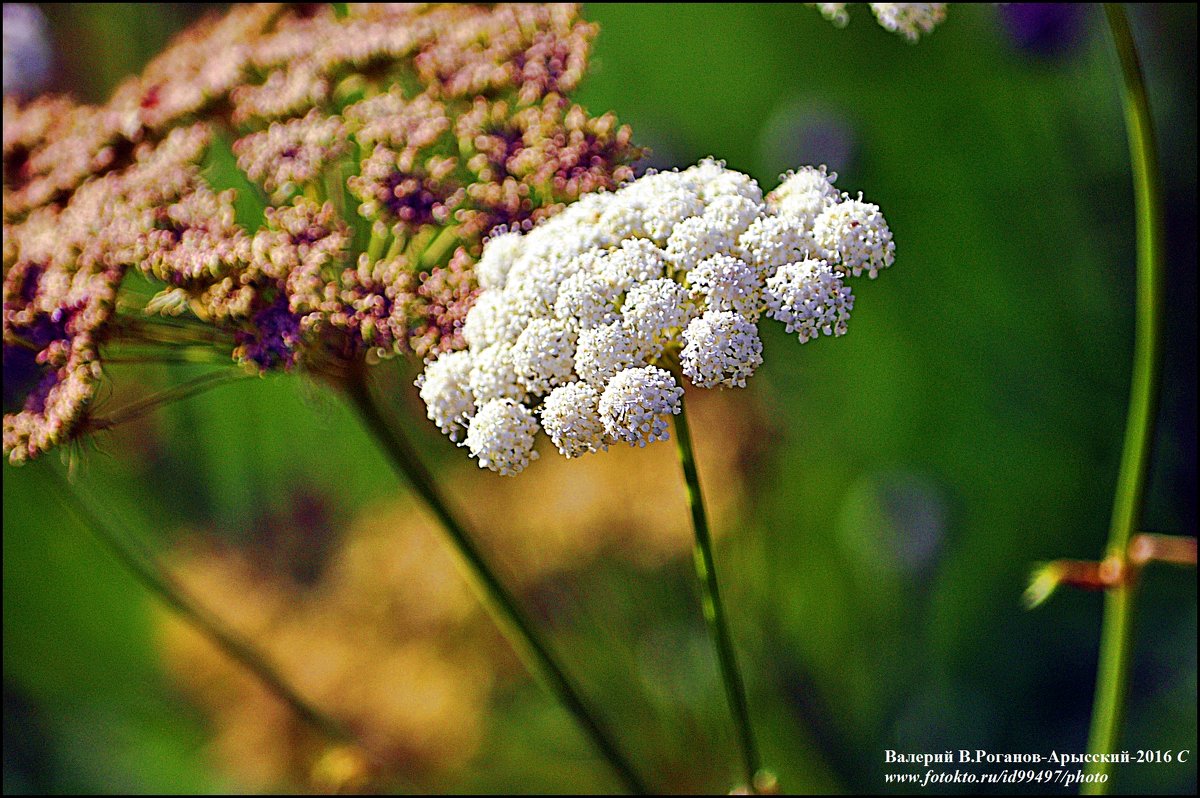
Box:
[418,159,894,475]
[811,3,947,42]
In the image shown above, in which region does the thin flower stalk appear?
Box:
[43,464,365,756]
[1126,533,1197,569]
[1082,5,1167,792]
[84,369,250,432]
[343,367,648,795]
[674,395,762,789]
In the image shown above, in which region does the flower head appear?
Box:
[764,259,855,342]
[688,254,764,317]
[540,381,608,458]
[419,158,895,475]
[3,3,641,464]
[681,311,764,389]
[766,165,840,233]
[598,365,684,447]
[512,317,576,396]
[416,349,476,442]
[575,322,641,386]
[465,398,540,476]
[813,195,895,278]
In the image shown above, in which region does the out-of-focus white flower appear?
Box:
[870,3,947,42]
[809,3,947,42]
[812,3,851,27]
[418,157,894,474]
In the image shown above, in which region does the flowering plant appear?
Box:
[7,4,1191,796]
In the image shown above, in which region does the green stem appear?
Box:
[44,466,359,750]
[366,223,387,263]
[418,224,461,269]
[112,315,236,348]
[104,349,234,367]
[1084,5,1166,793]
[674,396,762,789]
[89,370,250,431]
[385,230,406,262]
[342,370,648,795]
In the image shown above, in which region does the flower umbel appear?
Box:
[2,3,641,464]
[419,159,895,474]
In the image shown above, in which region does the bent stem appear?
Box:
[1084,5,1166,793]
[674,396,762,789]
[342,368,648,795]
[89,369,251,431]
[45,466,358,750]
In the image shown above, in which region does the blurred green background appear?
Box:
[4,3,1196,794]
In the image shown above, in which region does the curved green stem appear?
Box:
[674,396,762,789]
[45,466,358,750]
[343,369,648,795]
[1084,5,1166,793]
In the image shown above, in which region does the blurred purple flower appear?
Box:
[999,3,1086,58]
[236,294,303,371]
[759,100,857,178]
[2,4,54,98]
[839,470,947,578]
